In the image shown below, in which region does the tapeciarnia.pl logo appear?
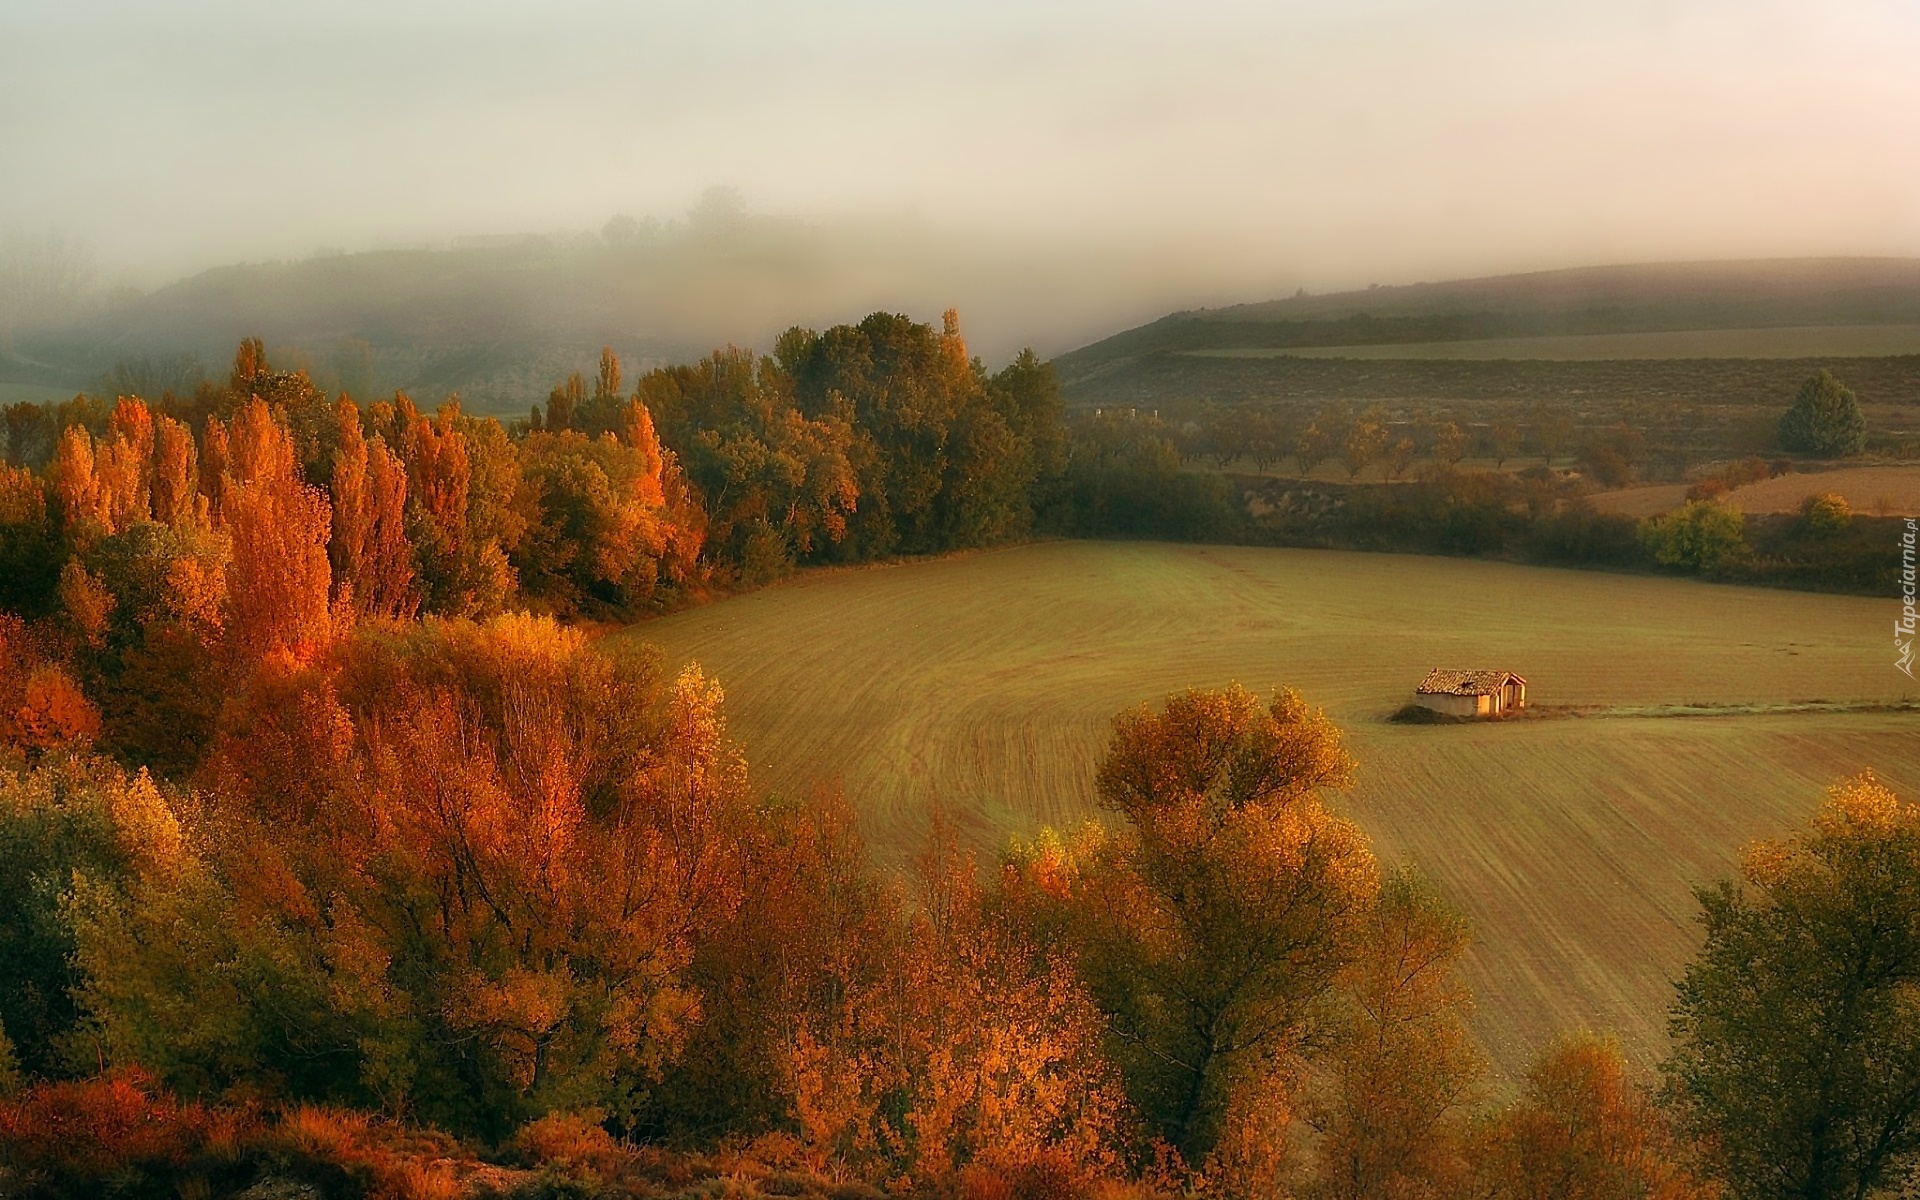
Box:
[1899,518,1917,678]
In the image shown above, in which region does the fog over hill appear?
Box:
[7,246,1920,416]
[0,198,1282,413]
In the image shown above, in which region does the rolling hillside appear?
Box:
[1055,257,1920,409]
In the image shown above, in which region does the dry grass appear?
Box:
[610,541,1920,1081]
[1592,463,1920,518]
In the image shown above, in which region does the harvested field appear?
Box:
[1593,463,1920,518]
[610,541,1920,1078]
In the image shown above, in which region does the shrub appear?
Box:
[512,1110,628,1177]
[0,1070,259,1197]
[1685,476,1729,502]
[1801,492,1852,535]
[1638,501,1749,572]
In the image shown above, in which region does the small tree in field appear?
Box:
[1778,370,1866,456]
[1297,423,1334,478]
[1665,773,1920,1200]
[1384,437,1417,481]
[1344,417,1388,480]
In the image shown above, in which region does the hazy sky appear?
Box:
[4,0,1918,296]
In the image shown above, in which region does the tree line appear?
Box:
[0,314,1075,776]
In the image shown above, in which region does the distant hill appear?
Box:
[13,252,1920,417]
[0,209,1197,415]
[4,215,926,414]
[1054,258,1920,406]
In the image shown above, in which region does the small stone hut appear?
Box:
[1412,669,1527,718]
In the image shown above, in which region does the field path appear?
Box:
[609,541,1920,1078]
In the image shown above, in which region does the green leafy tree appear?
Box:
[1665,773,1920,1200]
[1778,371,1866,457]
[0,756,182,1080]
[1637,500,1748,572]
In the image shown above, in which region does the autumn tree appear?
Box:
[1384,437,1417,482]
[1800,492,1852,536]
[58,520,228,773]
[515,399,702,614]
[0,465,59,616]
[642,348,859,579]
[1068,685,1374,1166]
[326,398,416,620]
[147,415,201,529]
[780,814,1128,1185]
[1344,415,1388,480]
[642,787,894,1139]
[394,398,521,616]
[0,616,99,760]
[1665,773,1920,1200]
[1302,869,1482,1199]
[50,426,111,540]
[1247,410,1296,474]
[1479,1034,1720,1200]
[20,397,231,770]
[82,617,753,1135]
[1297,422,1334,478]
[215,399,332,664]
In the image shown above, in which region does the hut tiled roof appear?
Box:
[1415,669,1525,697]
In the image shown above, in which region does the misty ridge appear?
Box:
[0,189,1284,414]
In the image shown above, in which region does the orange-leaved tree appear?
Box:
[781,814,1129,1185]
[1050,684,1377,1172]
[81,616,751,1135]
[1478,1034,1720,1200]
[327,397,417,621]
[214,399,332,666]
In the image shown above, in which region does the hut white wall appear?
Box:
[1414,692,1481,717]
